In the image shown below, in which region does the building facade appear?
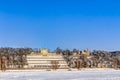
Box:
[26,49,69,69]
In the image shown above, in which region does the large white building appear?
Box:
[26,49,69,69]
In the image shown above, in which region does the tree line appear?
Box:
[0,47,120,71]
[0,47,33,71]
[55,48,120,69]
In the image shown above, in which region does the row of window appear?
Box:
[33,65,68,68]
[28,61,67,64]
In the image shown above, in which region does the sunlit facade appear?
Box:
[26,49,69,69]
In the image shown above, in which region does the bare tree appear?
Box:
[51,60,59,70]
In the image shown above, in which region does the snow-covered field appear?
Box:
[0,69,120,80]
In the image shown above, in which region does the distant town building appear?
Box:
[26,49,69,69]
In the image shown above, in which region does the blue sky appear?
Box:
[0,0,120,51]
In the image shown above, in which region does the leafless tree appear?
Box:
[51,60,59,70]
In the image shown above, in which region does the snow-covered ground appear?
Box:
[0,69,120,80]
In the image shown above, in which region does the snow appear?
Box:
[0,69,120,80]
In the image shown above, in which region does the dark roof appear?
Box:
[110,51,120,53]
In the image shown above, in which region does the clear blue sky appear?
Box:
[0,0,120,51]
